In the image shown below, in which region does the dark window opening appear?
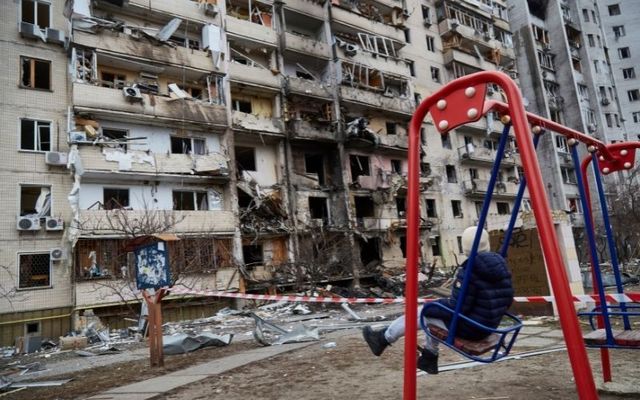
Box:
[22,0,50,28]
[235,146,257,172]
[446,165,457,183]
[420,162,432,176]
[399,236,407,258]
[350,154,370,181]
[233,99,252,113]
[425,199,437,218]
[304,154,325,185]
[20,119,50,151]
[170,137,205,155]
[103,188,129,210]
[391,159,402,174]
[296,70,314,80]
[407,60,415,77]
[403,28,411,43]
[242,244,263,267]
[396,197,406,218]
[475,201,483,217]
[386,122,397,135]
[21,57,51,90]
[451,200,463,218]
[431,236,441,257]
[238,191,252,210]
[441,134,451,149]
[354,196,375,218]
[26,322,40,334]
[359,237,381,266]
[173,191,208,211]
[19,253,50,289]
[308,197,328,221]
[20,186,50,216]
[457,236,463,254]
[102,128,128,149]
[100,71,126,89]
[608,4,620,16]
[497,202,510,215]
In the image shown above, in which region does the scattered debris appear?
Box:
[163,332,232,355]
[322,342,337,349]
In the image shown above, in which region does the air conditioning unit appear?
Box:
[45,151,68,166]
[50,248,66,261]
[69,131,87,142]
[344,44,358,56]
[19,22,45,41]
[122,86,143,100]
[203,3,218,16]
[601,98,611,106]
[45,28,65,45]
[45,217,64,231]
[17,216,41,231]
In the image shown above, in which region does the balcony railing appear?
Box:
[283,32,332,59]
[457,145,516,166]
[462,179,518,198]
[340,86,414,115]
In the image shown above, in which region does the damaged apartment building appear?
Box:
[1,0,531,343]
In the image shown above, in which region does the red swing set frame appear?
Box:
[403,71,636,400]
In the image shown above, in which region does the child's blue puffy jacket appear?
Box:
[425,252,514,340]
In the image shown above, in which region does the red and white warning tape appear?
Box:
[169,287,640,305]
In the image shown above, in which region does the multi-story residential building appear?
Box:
[6,0,595,345]
[597,0,640,137]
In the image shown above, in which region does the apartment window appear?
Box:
[613,25,626,38]
[102,128,128,149]
[446,165,457,183]
[623,68,636,80]
[422,5,431,20]
[386,122,397,135]
[605,113,613,128]
[592,10,597,23]
[633,111,640,123]
[391,159,402,174]
[103,188,129,210]
[597,35,602,48]
[430,236,441,257]
[243,244,263,266]
[170,136,205,155]
[614,113,620,127]
[20,57,51,90]
[537,51,555,70]
[469,168,478,180]
[354,196,375,218]
[618,47,631,59]
[100,71,126,89]
[309,197,328,220]
[403,28,411,43]
[628,89,640,102]
[556,135,568,153]
[396,196,406,218]
[497,202,510,215]
[578,84,589,100]
[594,60,600,73]
[20,185,50,216]
[235,146,256,172]
[456,236,464,254]
[608,4,621,16]
[173,191,209,211]
[20,119,50,151]
[18,253,51,289]
[582,9,589,22]
[561,167,577,184]
[407,60,415,77]
[420,162,431,176]
[21,0,50,28]
[304,154,325,185]
[426,35,435,52]
[567,198,582,214]
[451,200,463,218]
[441,134,452,149]
[430,66,441,83]
[587,34,595,47]
[425,199,437,218]
[350,155,370,181]
[232,99,252,113]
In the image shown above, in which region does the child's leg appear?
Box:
[423,318,447,354]
[384,307,423,344]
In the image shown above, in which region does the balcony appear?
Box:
[78,146,229,181]
[283,0,325,19]
[336,47,411,77]
[340,86,414,116]
[288,119,337,141]
[442,46,513,71]
[72,83,227,127]
[231,111,284,134]
[438,19,514,66]
[457,145,516,166]
[283,32,332,59]
[378,134,408,149]
[78,209,236,237]
[286,77,334,99]
[462,179,518,199]
[73,30,216,72]
[226,15,277,46]
[127,0,219,24]
[331,6,405,44]
[228,62,281,90]
[355,217,429,231]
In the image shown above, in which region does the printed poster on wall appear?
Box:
[135,241,171,290]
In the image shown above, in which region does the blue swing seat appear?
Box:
[420,302,523,363]
[579,304,640,349]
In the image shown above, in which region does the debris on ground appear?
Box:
[163,333,233,355]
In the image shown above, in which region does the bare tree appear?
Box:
[0,263,27,309]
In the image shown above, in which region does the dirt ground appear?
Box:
[157,331,639,400]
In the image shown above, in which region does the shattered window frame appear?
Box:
[20,56,51,91]
[170,136,206,155]
[18,252,51,289]
[21,0,51,29]
[20,184,51,217]
[445,165,457,183]
[451,199,463,218]
[235,146,257,172]
[496,201,510,215]
[172,190,209,211]
[19,118,51,152]
[349,154,371,182]
[242,244,264,268]
[425,198,437,218]
[103,187,130,210]
[102,128,128,150]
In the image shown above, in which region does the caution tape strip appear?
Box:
[169,287,640,304]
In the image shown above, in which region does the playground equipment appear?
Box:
[404,71,639,400]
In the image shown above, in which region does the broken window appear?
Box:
[21,56,51,90]
[21,0,50,28]
[475,201,483,217]
[26,322,40,335]
[497,202,510,215]
[20,185,51,216]
[399,236,407,258]
[420,162,432,176]
[173,191,209,211]
[308,197,328,221]
[430,236,441,257]
[451,200,463,218]
[359,237,381,266]
[391,159,402,174]
[396,197,406,218]
[358,33,398,58]
[237,191,252,210]
[431,66,441,83]
[235,146,256,172]
[446,165,457,183]
[426,35,435,52]
[441,134,451,149]
[232,99,252,113]
[242,244,263,267]
[168,35,201,50]
[19,253,51,289]
[457,236,464,254]
[561,167,577,184]
[100,71,126,89]
[103,188,129,210]
[425,199,437,218]
[171,137,206,155]
[304,154,325,185]
[354,196,375,218]
[102,128,128,150]
[350,155,370,182]
[386,122,397,135]
[20,119,50,151]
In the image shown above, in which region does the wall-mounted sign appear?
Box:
[135,241,171,290]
